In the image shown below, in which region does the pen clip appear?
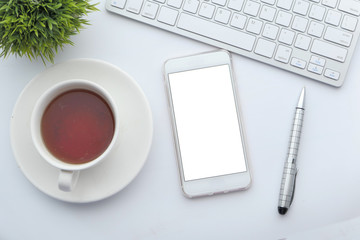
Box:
[290,169,298,206]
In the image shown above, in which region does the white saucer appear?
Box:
[10,59,153,203]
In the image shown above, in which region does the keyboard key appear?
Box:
[325,10,342,26]
[276,11,292,27]
[322,0,337,8]
[259,5,276,21]
[338,0,360,16]
[215,8,231,24]
[111,0,126,9]
[183,0,199,13]
[168,0,183,8]
[199,3,216,18]
[244,1,260,16]
[324,27,353,47]
[230,13,247,29]
[126,0,144,13]
[228,0,244,11]
[308,63,323,74]
[342,15,358,32]
[293,0,309,15]
[311,39,347,62]
[279,29,295,45]
[177,13,256,51]
[324,69,340,80]
[292,16,308,32]
[275,45,292,63]
[158,6,179,25]
[291,58,307,69]
[308,21,324,37]
[262,23,279,39]
[247,18,263,34]
[309,5,326,21]
[277,0,293,10]
[261,0,275,5]
[294,34,311,50]
[310,56,326,66]
[212,0,227,6]
[255,38,276,58]
[142,1,159,19]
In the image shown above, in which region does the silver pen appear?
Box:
[278,87,305,215]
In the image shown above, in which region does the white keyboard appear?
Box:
[106,0,360,87]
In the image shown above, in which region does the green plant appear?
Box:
[0,0,98,64]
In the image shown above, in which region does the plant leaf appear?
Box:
[0,0,99,64]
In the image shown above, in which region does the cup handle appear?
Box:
[58,170,80,192]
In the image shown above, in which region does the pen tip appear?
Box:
[297,87,305,109]
[278,207,288,215]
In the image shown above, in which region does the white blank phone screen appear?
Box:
[168,65,247,181]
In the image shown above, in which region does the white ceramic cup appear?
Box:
[31,79,119,192]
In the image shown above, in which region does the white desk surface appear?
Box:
[2,1,360,239]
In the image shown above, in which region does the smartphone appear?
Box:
[164,50,251,198]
